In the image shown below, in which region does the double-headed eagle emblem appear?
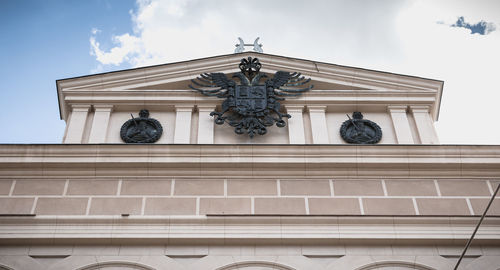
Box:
[190,57,313,138]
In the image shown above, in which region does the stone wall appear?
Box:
[1,145,499,269]
[1,178,498,216]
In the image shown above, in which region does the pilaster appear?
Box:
[64,104,90,143]
[410,105,439,144]
[308,105,329,144]
[88,105,113,143]
[286,105,306,144]
[174,105,193,144]
[387,105,414,144]
[197,105,216,144]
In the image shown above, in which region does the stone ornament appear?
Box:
[190,57,313,138]
[340,112,382,144]
[234,37,263,53]
[120,110,163,143]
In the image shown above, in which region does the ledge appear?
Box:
[0,144,499,178]
[0,215,498,244]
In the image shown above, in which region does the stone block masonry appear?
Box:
[1,178,499,217]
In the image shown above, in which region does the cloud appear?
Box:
[88,0,500,144]
[90,64,104,74]
[394,1,500,144]
[91,27,101,35]
[90,32,145,66]
[89,0,410,68]
[450,16,496,35]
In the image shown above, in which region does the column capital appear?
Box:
[285,105,305,112]
[409,105,431,113]
[307,105,327,112]
[71,104,91,112]
[93,104,114,111]
[387,105,408,113]
[175,105,194,112]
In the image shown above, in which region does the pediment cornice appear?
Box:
[57,52,443,120]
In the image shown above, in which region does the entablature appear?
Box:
[0,215,499,244]
[0,144,498,178]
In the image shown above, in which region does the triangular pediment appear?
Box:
[58,52,442,92]
[56,52,443,120]
[128,72,369,91]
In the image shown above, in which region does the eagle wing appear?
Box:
[267,71,313,97]
[189,73,235,97]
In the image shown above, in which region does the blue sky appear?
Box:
[1,0,500,144]
[0,0,134,143]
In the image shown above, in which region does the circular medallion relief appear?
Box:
[120,110,163,143]
[340,112,382,144]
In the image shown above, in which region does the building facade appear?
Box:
[0,52,499,269]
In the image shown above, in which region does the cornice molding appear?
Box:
[0,215,498,244]
[0,144,499,178]
[57,53,442,91]
[56,52,443,121]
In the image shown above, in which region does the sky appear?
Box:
[1,0,499,144]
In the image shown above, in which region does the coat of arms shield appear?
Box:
[235,85,267,115]
[190,57,313,138]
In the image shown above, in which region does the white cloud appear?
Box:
[90,64,104,74]
[90,0,410,68]
[393,0,500,144]
[89,0,500,144]
[90,33,144,66]
[485,22,497,34]
[91,27,101,35]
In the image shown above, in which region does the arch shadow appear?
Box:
[356,261,436,270]
[216,260,297,270]
[76,261,155,270]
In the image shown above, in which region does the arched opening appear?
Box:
[76,261,155,270]
[216,261,296,270]
[356,261,436,270]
